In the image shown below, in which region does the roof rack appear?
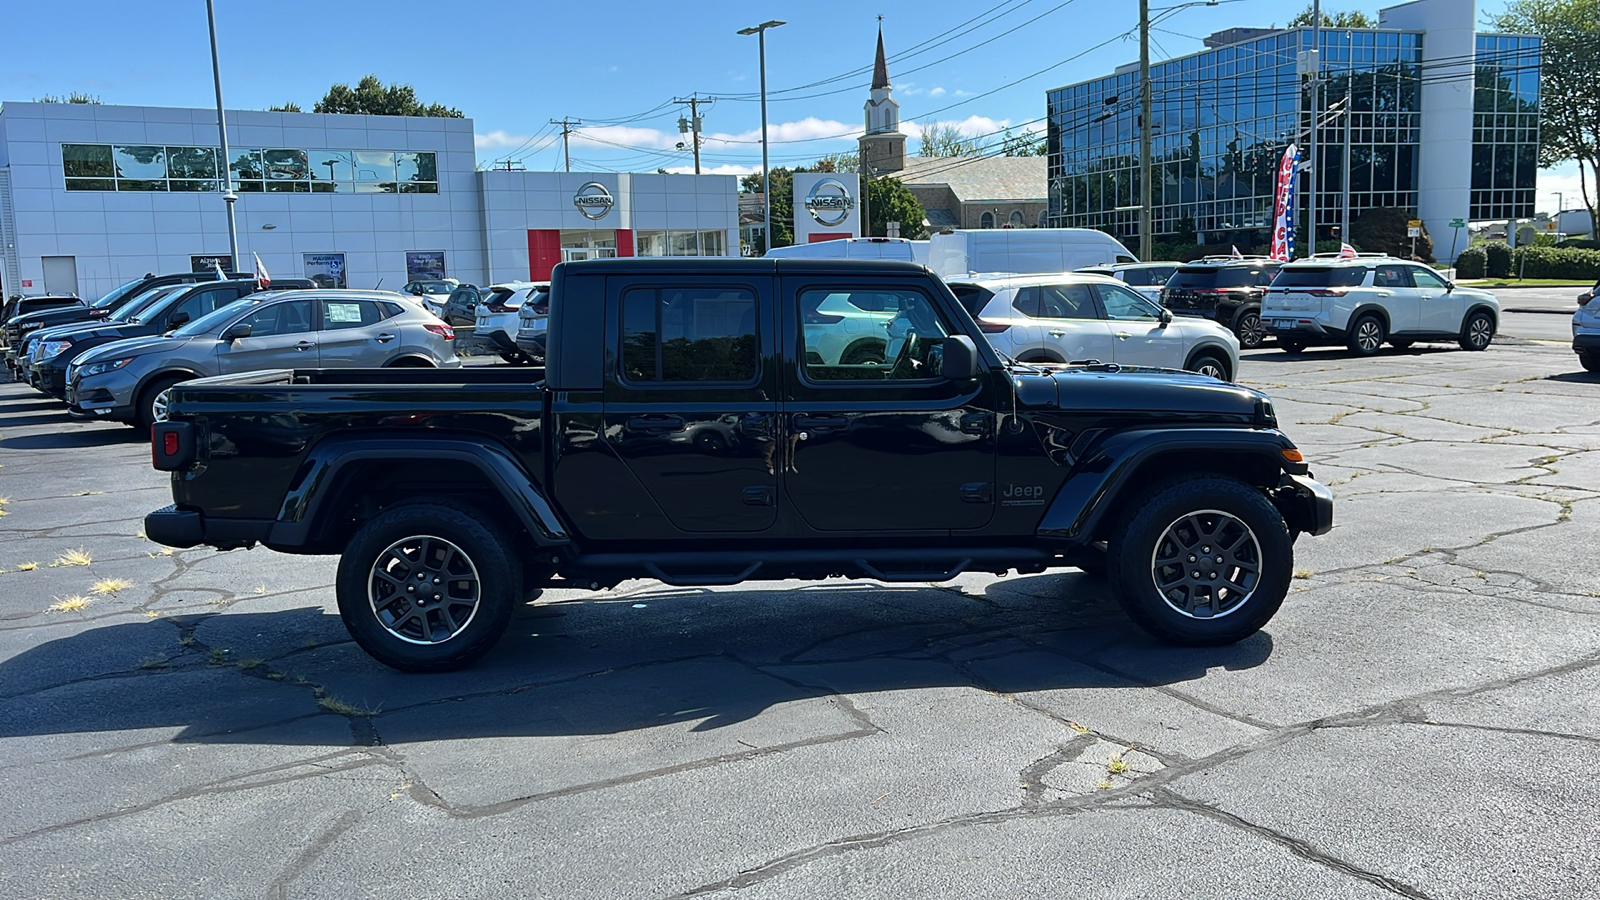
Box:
[1307,252,1390,259]
[1194,254,1274,262]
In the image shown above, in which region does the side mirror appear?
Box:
[167,311,191,328]
[1159,308,1174,325]
[221,322,252,342]
[942,335,980,380]
[1445,281,1456,292]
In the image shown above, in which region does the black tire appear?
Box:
[1106,476,1292,646]
[385,357,435,368]
[1234,310,1265,349]
[1389,338,1415,350]
[1459,309,1495,351]
[499,350,534,366]
[841,341,887,365]
[1278,339,1307,354]
[1582,352,1600,373]
[335,502,521,672]
[1185,352,1231,382]
[133,374,186,430]
[1346,314,1385,356]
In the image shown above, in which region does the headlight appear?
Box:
[40,340,73,357]
[78,358,134,378]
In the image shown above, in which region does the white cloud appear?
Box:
[663,163,761,176]
[475,130,533,151]
[929,87,947,97]
[1538,160,1592,214]
[701,117,860,147]
[899,116,1011,140]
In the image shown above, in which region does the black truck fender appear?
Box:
[1035,427,1308,543]
[268,436,571,552]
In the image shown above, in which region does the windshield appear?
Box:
[172,298,255,337]
[1273,267,1368,288]
[92,278,146,309]
[114,285,186,322]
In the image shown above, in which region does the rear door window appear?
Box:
[621,286,757,383]
[1374,265,1414,289]
[1039,283,1099,319]
[322,299,383,330]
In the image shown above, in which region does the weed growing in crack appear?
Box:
[73,490,105,497]
[177,634,197,648]
[139,656,168,670]
[207,648,230,665]
[254,585,267,594]
[1067,720,1090,734]
[16,562,37,571]
[1293,569,1314,579]
[47,595,93,613]
[55,548,92,567]
[1096,779,1113,790]
[91,577,133,595]
[317,695,380,717]
[143,610,161,618]
[236,658,265,671]
[1107,754,1129,775]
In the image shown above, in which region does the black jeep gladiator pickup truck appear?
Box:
[145,258,1333,672]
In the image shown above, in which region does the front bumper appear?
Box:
[1272,473,1335,538]
[65,375,135,421]
[145,504,273,550]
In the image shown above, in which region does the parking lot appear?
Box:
[1,326,1597,898]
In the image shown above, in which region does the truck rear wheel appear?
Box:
[1106,476,1291,646]
[335,502,521,672]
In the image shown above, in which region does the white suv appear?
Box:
[473,281,544,364]
[799,291,899,365]
[1262,256,1500,355]
[951,273,1241,381]
[1074,262,1180,301]
[1573,293,1600,372]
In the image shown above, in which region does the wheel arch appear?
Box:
[383,353,436,367]
[1183,343,1234,380]
[1463,302,1498,330]
[1037,429,1298,545]
[134,367,207,404]
[267,435,570,555]
[1348,303,1391,332]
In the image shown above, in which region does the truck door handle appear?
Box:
[295,341,316,351]
[791,414,847,432]
[1114,332,1132,339]
[375,332,396,343]
[1375,290,1393,297]
[625,415,685,434]
[1048,330,1067,337]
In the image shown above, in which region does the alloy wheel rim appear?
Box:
[1469,316,1492,347]
[151,389,171,423]
[1196,361,1225,380]
[1357,322,1381,351]
[1239,315,1264,347]
[368,535,481,645]
[1150,509,1261,619]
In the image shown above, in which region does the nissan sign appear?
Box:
[804,178,855,227]
[573,181,615,220]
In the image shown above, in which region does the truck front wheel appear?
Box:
[1106,477,1292,646]
[335,502,521,672]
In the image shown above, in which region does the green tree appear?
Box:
[811,151,859,172]
[1000,128,1046,157]
[1492,0,1600,237]
[312,75,463,117]
[35,92,100,104]
[918,124,979,158]
[1288,6,1377,27]
[269,101,303,113]
[741,168,796,252]
[865,177,927,239]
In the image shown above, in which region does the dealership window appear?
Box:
[635,230,730,258]
[61,144,438,193]
[620,286,757,383]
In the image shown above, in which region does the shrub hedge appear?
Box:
[1483,241,1513,278]
[1508,246,1600,280]
[1454,245,1487,279]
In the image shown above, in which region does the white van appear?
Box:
[766,237,928,266]
[927,229,1137,279]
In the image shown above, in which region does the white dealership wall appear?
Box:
[0,102,482,299]
[0,102,740,301]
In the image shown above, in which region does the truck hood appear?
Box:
[1012,364,1270,423]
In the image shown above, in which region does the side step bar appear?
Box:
[560,547,1074,589]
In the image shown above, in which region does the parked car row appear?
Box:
[4,274,460,427]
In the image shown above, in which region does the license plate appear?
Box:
[1274,320,1292,329]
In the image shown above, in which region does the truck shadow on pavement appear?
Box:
[0,426,145,450]
[0,573,1274,745]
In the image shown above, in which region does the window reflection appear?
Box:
[60,145,439,194]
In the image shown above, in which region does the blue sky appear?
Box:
[1,0,1580,211]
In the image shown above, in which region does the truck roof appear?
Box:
[553,258,933,276]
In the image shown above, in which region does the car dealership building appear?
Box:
[0,101,739,300]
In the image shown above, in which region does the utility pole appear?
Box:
[549,118,581,173]
[674,95,712,175]
[1341,78,1352,246]
[1305,0,1322,257]
[204,0,239,273]
[1138,0,1153,261]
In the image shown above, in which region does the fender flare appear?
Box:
[1035,427,1298,544]
[267,435,570,551]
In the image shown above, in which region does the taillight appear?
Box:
[88,308,111,318]
[151,422,195,471]
[978,322,1011,334]
[164,431,179,455]
[804,312,844,325]
[423,323,455,341]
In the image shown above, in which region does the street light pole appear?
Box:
[739,21,785,253]
[1138,0,1152,261]
[204,0,239,272]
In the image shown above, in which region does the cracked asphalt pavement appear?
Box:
[1,334,1597,899]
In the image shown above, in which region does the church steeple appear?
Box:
[872,26,890,90]
[860,20,906,173]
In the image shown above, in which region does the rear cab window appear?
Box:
[621,286,757,384]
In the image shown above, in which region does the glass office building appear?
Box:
[1046,11,1540,255]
